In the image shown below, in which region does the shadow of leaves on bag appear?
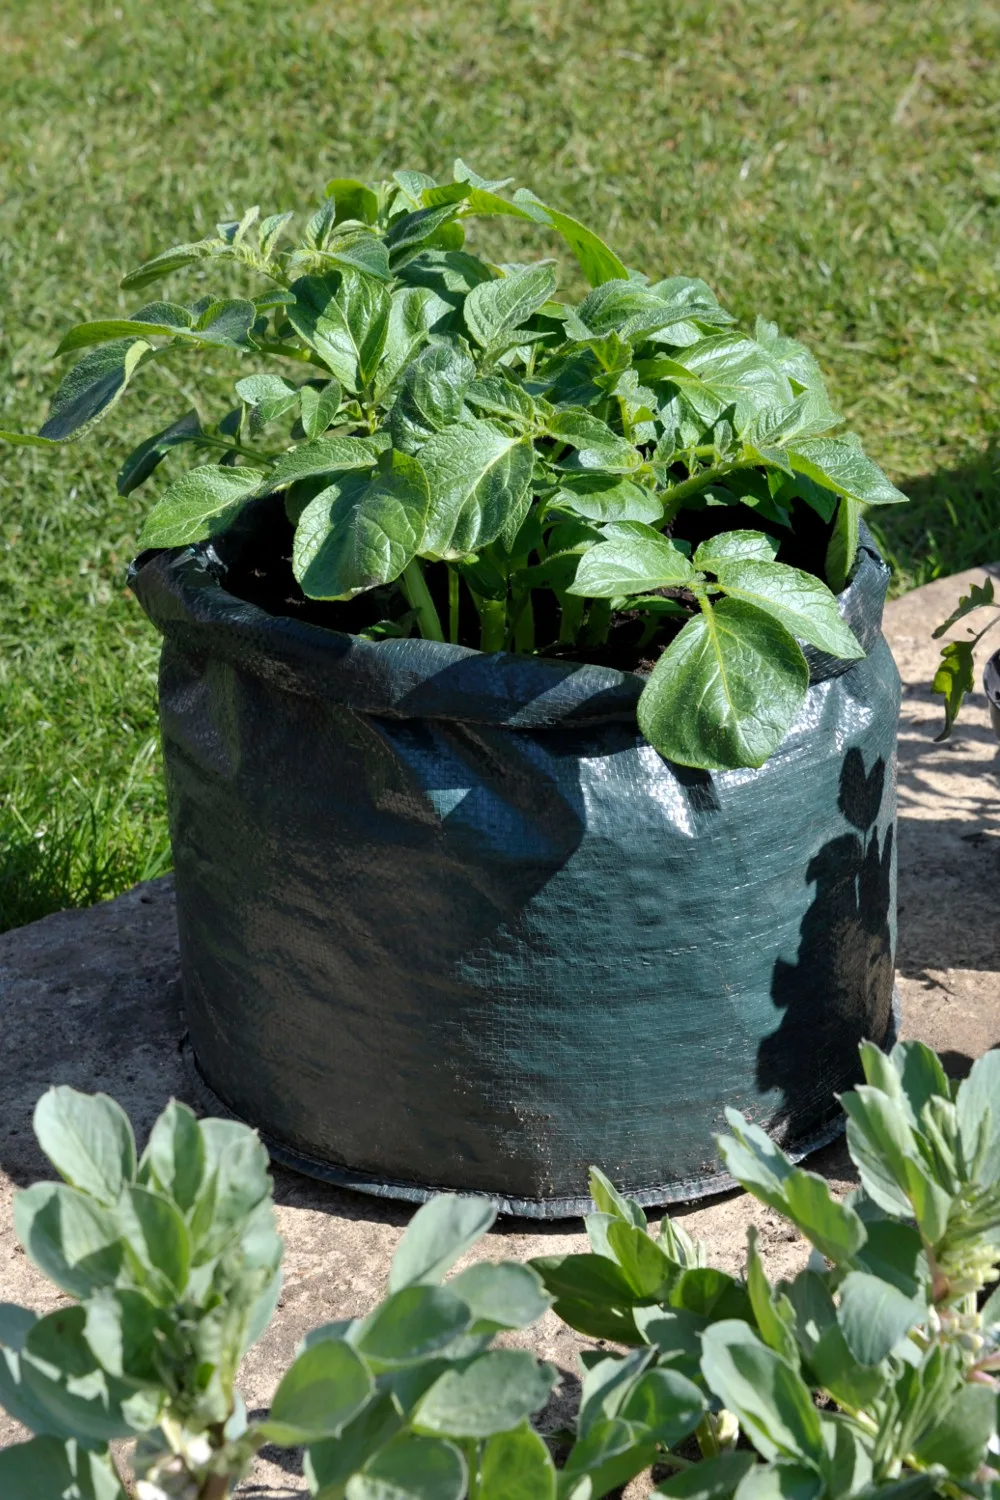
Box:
[756,748,895,1142]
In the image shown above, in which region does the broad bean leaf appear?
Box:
[700,1321,824,1466]
[835,1272,923,1366]
[956,1047,1000,1185]
[413,1349,556,1438]
[13,1182,124,1299]
[116,1184,192,1298]
[789,437,907,506]
[569,525,695,597]
[20,1307,161,1442]
[718,1113,867,1262]
[353,1286,473,1370]
[530,1253,643,1342]
[117,409,202,495]
[304,1391,403,1497]
[464,262,557,352]
[577,1348,654,1436]
[840,1087,921,1219]
[606,1221,681,1299]
[618,1366,706,1445]
[559,1417,659,1500]
[733,1463,823,1500]
[420,418,534,557]
[746,1227,799,1366]
[910,1382,997,1476]
[293,451,430,600]
[655,1452,755,1500]
[82,1287,164,1385]
[638,598,809,771]
[446,1261,551,1332]
[33,1087,136,1206]
[0,1436,126,1500]
[262,1337,374,1445]
[138,1099,205,1213]
[388,1194,497,1291]
[711,559,864,659]
[588,1166,647,1228]
[345,1432,466,1500]
[137,464,265,548]
[40,338,153,441]
[480,1423,555,1500]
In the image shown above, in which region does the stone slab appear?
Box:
[1,569,997,1495]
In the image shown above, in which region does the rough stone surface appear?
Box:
[1,569,997,1495]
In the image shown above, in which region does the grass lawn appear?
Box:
[1,0,998,932]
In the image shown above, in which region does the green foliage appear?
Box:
[12,165,905,773]
[930,578,1000,739]
[3,1044,999,1498]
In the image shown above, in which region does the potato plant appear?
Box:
[1,164,907,770]
[931,579,1000,738]
[1,1040,998,1499]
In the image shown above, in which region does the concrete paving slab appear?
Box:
[1,568,997,1495]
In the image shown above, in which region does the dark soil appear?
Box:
[212,492,833,675]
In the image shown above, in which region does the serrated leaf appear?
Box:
[638,597,809,771]
[825,496,861,593]
[464,262,557,351]
[323,232,392,282]
[259,210,294,258]
[413,1349,556,1438]
[55,312,191,354]
[712,559,864,659]
[932,578,996,639]
[511,189,629,287]
[137,464,265,549]
[33,1087,136,1206]
[663,335,794,430]
[553,473,663,523]
[374,286,435,400]
[464,372,537,425]
[547,408,640,471]
[390,343,476,453]
[293,450,430,600]
[297,379,342,439]
[420,418,534,558]
[326,177,379,224]
[40,338,152,441]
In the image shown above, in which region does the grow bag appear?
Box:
[131,525,900,1217]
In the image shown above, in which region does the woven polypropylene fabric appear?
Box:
[133,528,900,1214]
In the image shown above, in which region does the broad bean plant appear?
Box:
[1,164,907,770]
[2,1040,999,1499]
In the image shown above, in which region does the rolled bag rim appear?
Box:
[128,522,889,735]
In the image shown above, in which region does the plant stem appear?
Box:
[665,460,756,506]
[513,593,535,653]
[479,597,507,653]
[581,598,612,647]
[696,1414,721,1459]
[448,566,460,645]
[558,594,585,645]
[402,561,445,643]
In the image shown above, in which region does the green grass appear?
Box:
[2,0,999,931]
